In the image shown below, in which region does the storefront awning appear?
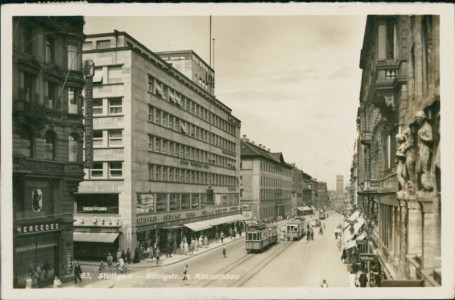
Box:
[297,206,313,211]
[343,217,365,243]
[73,232,119,243]
[205,214,247,226]
[356,233,366,240]
[184,221,212,232]
[343,210,361,229]
[344,239,357,250]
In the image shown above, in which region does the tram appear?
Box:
[245,223,278,253]
[286,219,306,241]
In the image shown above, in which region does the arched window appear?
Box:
[45,130,57,160]
[18,126,34,157]
[68,134,78,162]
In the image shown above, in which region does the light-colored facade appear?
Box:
[75,31,241,260]
[356,15,440,286]
[12,16,85,286]
[240,136,292,220]
[336,175,344,196]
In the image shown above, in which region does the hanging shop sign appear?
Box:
[359,253,378,262]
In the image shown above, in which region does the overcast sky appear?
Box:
[85,15,366,190]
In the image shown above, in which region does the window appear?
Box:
[45,37,55,63]
[162,140,167,154]
[191,194,200,208]
[155,137,160,152]
[68,87,78,114]
[156,194,167,212]
[67,44,81,71]
[181,194,190,209]
[92,67,103,84]
[93,130,103,147]
[91,162,103,177]
[22,24,33,54]
[68,134,78,162]
[155,109,160,124]
[47,81,58,108]
[170,194,180,211]
[169,168,174,182]
[109,162,123,177]
[82,41,92,51]
[148,135,154,151]
[93,99,103,114]
[148,164,154,179]
[107,66,122,84]
[44,131,57,160]
[109,98,122,114]
[148,106,154,122]
[96,40,111,49]
[18,126,33,158]
[23,72,35,102]
[162,167,167,181]
[155,165,161,181]
[108,130,122,146]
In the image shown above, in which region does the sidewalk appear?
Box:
[49,219,290,288]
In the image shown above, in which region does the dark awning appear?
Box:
[73,232,119,243]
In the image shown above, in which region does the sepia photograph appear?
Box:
[1,2,454,300]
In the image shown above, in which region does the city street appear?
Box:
[65,214,347,288]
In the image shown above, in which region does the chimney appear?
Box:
[259,144,262,148]
[242,135,247,141]
[252,141,255,145]
[263,146,266,150]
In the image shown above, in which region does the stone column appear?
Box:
[394,206,400,259]
[407,200,422,256]
[398,200,407,278]
[391,206,396,256]
[420,198,436,270]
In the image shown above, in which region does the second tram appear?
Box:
[245,223,278,253]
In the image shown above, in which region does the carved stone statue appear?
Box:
[414,111,434,192]
[395,133,407,195]
[402,127,417,187]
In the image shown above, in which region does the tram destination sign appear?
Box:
[359,253,377,262]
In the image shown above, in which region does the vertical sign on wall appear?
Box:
[83,60,95,169]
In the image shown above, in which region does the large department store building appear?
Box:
[74,31,242,259]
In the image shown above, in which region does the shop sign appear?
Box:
[83,206,108,212]
[359,253,377,262]
[227,187,237,191]
[16,159,63,173]
[136,206,239,225]
[16,222,60,234]
[84,60,95,169]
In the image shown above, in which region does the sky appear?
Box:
[85,15,366,190]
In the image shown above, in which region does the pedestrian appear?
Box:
[229,228,233,239]
[133,247,140,263]
[220,231,224,243]
[199,235,203,248]
[306,231,311,241]
[74,261,83,284]
[167,245,172,258]
[222,246,226,258]
[348,271,357,288]
[25,274,33,289]
[98,260,106,274]
[116,249,121,263]
[155,248,161,265]
[320,279,328,288]
[335,231,339,239]
[53,276,62,288]
[204,235,208,248]
[107,253,113,271]
[168,240,174,257]
[184,241,189,256]
[182,264,189,284]
[341,249,347,263]
[319,227,323,235]
[215,232,219,243]
[121,250,126,262]
[359,271,368,287]
[126,248,131,264]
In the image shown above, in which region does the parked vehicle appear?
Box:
[319,209,326,220]
[245,223,278,253]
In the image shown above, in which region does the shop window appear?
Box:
[181,194,190,210]
[68,134,78,162]
[108,130,122,147]
[91,162,103,177]
[109,98,122,114]
[191,194,200,208]
[109,162,123,177]
[44,130,57,160]
[170,194,180,211]
[156,193,167,212]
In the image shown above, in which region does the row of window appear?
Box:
[260,176,292,189]
[93,130,123,148]
[260,161,292,176]
[260,189,292,201]
[20,22,81,71]
[92,65,123,85]
[18,127,79,162]
[148,105,236,153]
[84,97,122,116]
[148,75,236,136]
[148,164,237,187]
[89,162,123,179]
[19,72,80,114]
[137,192,240,214]
[148,135,236,170]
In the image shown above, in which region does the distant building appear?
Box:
[240,136,292,220]
[75,31,242,260]
[12,16,85,286]
[336,174,344,196]
[290,164,314,216]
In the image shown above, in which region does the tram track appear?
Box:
[192,240,296,288]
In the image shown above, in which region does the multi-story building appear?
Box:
[12,16,85,286]
[317,181,329,209]
[336,175,344,196]
[356,15,440,286]
[240,136,292,220]
[74,31,242,260]
[291,164,316,216]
